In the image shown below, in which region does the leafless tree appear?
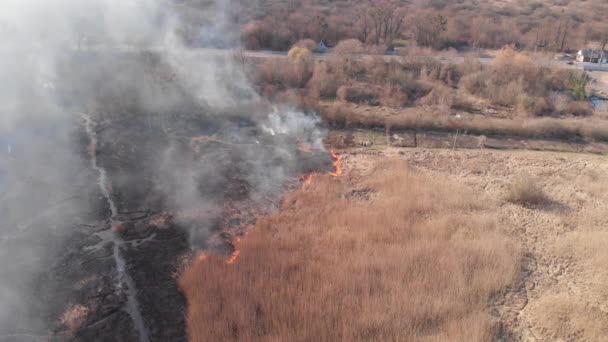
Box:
[356,6,372,43]
[413,13,447,48]
[361,0,407,46]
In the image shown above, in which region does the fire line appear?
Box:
[329,150,343,177]
[301,150,343,189]
[225,150,344,265]
[225,238,241,265]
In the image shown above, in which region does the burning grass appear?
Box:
[180,160,519,341]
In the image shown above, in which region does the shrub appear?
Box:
[506,173,549,206]
[379,86,408,107]
[287,46,312,61]
[517,95,554,117]
[285,59,314,88]
[256,57,313,90]
[460,72,486,95]
[308,62,345,98]
[416,83,455,108]
[571,76,588,101]
[361,55,388,83]
[581,120,608,142]
[452,92,478,111]
[563,101,594,117]
[333,38,365,55]
[337,83,381,105]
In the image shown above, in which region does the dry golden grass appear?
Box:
[320,103,608,143]
[526,294,608,342]
[505,173,549,206]
[180,161,519,341]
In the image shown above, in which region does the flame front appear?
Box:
[329,150,343,177]
[226,238,241,265]
[195,252,208,264]
[301,174,313,188]
[225,151,343,266]
[225,250,240,265]
[301,150,343,188]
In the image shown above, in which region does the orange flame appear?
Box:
[195,252,208,264]
[304,174,313,185]
[329,150,343,177]
[301,174,314,188]
[225,250,240,265]
[301,150,343,188]
[225,238,241,265]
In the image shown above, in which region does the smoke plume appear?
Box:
[0,0,325,339]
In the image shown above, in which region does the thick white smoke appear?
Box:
[0,0,325,339]
[0,1,169,338]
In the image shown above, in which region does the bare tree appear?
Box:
[533,10,571,52]
[363,0,407,46]
[585,24,608,50]
[413,13,447,49]
[355,6,372,43]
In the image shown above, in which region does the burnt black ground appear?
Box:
[39,109,329,341]
[0,53,330,341]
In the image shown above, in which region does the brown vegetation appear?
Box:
[506,173,549,206]
[363,148,608,341]
[255,46,596,120]
[181,161,519,341]
[177,0,608,53]
[249,44,608,143]
[319,103,608,143]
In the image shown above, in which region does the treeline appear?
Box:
[179,0,608,52]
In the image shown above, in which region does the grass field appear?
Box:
[180,159,519,341]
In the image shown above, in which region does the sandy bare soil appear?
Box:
[338,146,608,341]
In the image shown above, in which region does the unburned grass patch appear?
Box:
[180,161,519,341]
[506,173,549,206]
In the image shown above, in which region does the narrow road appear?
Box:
[194,47,587,70]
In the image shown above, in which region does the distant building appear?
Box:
[313,41,329,54]
[576,49,608,63]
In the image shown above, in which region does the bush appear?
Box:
[517,95,554,117]
[333,39,365,55]
[452,92,478,111]
[581,120,608,142]
[571,76,588,101]
[361,56,388,83]
[416,83,455,108]
[287,46,312,61]
[307,62,345,98]
[256,57,313,90]
[506,173,549,206]
[379,86,408,107]
[563,101,594,117]
[337,83,381,105]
